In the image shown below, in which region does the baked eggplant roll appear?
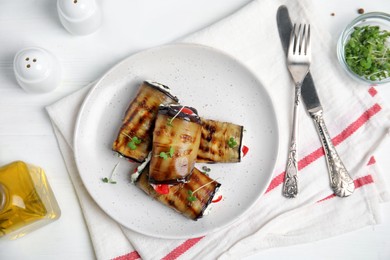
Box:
[134,163,221,220]
[197,118,244,163]
[112,81,179,163]
[148,105,202,184]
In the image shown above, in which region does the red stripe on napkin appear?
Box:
[161,237,204,260]
[266,104,381,193]
[355,174,375,187]
[112,251,141,260]
[368,86,377,97]
[317,174,374,202]
[367,156,376,166]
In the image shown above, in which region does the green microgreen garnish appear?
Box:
[102,162,120,184]
[128,136,141,150]
[158,146,175,160]
[159,152,168,160]
[227,137,238,148]
[344,25,390,81]
[102,177,116,184]
[166,118,174,127]
[122,133,142,150]
[187,190,197,202]
[168,146,174,157]
[187,179,217,202]
[166,106,186,127]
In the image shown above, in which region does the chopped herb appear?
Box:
[102,162,120,184]
[227,137,238,148]
[344,25,390,81]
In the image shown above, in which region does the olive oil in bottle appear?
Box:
[0,161,61,240]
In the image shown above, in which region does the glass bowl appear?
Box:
[337,12,390,85]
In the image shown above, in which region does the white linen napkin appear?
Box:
[46,0,390,259]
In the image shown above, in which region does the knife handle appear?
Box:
[310,110,355,197]
[283,86,300,198]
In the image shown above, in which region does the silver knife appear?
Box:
[276,6,355,197]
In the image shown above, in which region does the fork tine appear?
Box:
[296,24,303,54]
[305,25,311,55]
[288,23,296,56]
[300,24,306,55]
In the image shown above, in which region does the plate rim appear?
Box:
[73,42,280,239]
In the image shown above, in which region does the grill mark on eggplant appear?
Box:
[122,97,156,137]
[180,134,193,143]
[114,103,153,161]
[122,90,153,124]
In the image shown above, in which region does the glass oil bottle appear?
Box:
[0,161,61,240]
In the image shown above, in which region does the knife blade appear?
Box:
[276,6,355,197]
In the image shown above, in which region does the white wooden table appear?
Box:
[1,0,390,259]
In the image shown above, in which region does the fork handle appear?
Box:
[283,85,301,198]
[310,110,355,197]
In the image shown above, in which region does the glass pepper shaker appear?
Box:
[0,161,61,240]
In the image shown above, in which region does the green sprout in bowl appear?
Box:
[344,25,390,81]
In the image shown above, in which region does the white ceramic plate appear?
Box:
[74,43,279,239]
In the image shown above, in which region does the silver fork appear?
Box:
[282,23,311,198]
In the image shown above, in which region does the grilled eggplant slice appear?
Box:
[134,164,221,220]
[112,81,179,163]
[148,105,202,184]
[197,118,244,163]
